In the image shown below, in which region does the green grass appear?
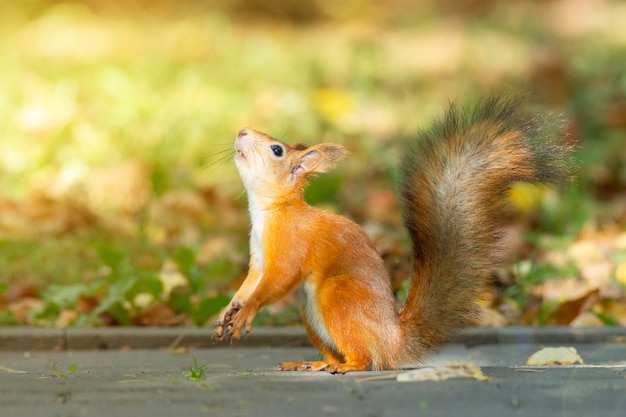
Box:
[182,356,208,381]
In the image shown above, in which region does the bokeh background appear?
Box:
[1,0,625,328]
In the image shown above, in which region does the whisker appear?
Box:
[234,187,247,201]
[210,143,236,148]
[206,145,235,153]
[200,142,236,160]
[204,152,233,163]
[207,149,235,158]
[204,158,232,171]
[202,153,235,175]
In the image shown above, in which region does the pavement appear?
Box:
[0,326,625,417]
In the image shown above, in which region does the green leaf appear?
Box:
[169,287,193,314]
[0,310,17,326]
[97,246,126,270]
[174,246,204,293]
[105,302,131,326]
[173,246,196,277]
[93,277,136,316]
[43,283,100,309]
[151,162,169,198]
[131,272,163,299]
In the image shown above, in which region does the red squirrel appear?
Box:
[214,95,573,373]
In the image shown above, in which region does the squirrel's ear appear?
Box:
[291,143,347,179]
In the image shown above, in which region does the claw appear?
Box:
[278,361,332,372]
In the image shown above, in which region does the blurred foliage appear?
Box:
[0,0,625,327]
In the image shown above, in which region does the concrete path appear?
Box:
[0,327,625,417]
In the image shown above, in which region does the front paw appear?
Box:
[214,300,243,339]
[228,303,257,339]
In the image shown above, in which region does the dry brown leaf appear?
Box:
[547,289,600,325]
[579,260,613,288]
[56,309,79,328]
[0,195,99,238]
[8,297,44,324]
[570,311,605,327]
[0,282,39,303]
[535,279,597,303]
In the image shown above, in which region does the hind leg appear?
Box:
[278,313,374,373]
[278,321,343,372]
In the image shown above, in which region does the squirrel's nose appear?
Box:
[238,128,250,138]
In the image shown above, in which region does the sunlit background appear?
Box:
[1,0,625,328]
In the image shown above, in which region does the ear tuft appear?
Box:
[291,143,347,180]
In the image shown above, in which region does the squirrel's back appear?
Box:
[398,95,573,358]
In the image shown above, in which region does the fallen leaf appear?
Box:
[580,260,613,287]
[545,288,600,325]
[570,311,605,327]
[56,309,79,328]
[133,293,154,309]
[8,297,44,324]
[397,363,491,382]
[525,347,584,366]
[535,279,597,303]
[159,260,189,299]
[0,364,28,374]
[567,239,605,269]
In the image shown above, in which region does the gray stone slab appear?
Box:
[2,326,626,351]
[0,327,66,351]
[0,342,624,417]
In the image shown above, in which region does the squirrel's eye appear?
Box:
[271,144,284,157]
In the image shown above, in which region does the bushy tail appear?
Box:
[398,95,573,356]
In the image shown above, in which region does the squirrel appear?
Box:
[213,95,573,373]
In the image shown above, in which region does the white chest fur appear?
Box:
[302,281,337,352]
[248,194,265,271]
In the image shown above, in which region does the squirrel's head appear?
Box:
[234,128,347,204]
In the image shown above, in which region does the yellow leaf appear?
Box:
[508,182,545,213]
[312,88,354,124]
[616,262,626,286]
